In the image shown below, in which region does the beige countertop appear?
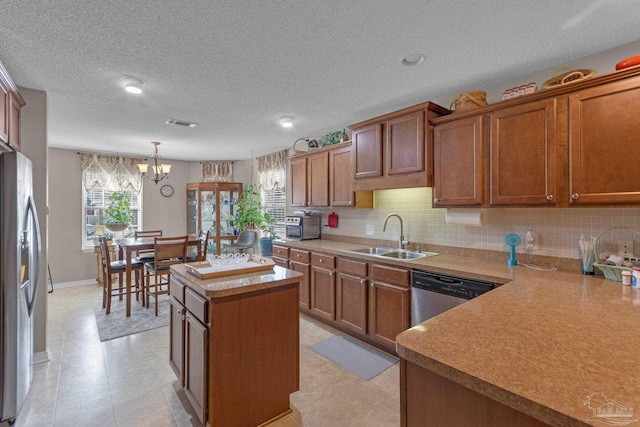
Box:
[275,239,640,426]
[170,263,303,298]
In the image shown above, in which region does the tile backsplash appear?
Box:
[317,188,640,260]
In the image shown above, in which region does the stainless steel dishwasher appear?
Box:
[411,269,494,326]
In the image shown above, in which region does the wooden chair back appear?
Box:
[153,236,189,269]
[98,236,112,275]
[135,230,163,238]
[198,229,210,261]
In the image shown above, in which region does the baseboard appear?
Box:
[51,278,97,290]
[33,349,50,365]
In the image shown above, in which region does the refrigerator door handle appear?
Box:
[24,195,41,316]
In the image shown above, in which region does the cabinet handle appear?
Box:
[360,278,366,285]
[349,201,353,205]
[319,259,323,263]
[340,272,344,277]
[571,193,580,200]
[370,282,375,288]
[434,197,439,203]
[329,271,334,276]
[181,314,186,321]
[296,254,300,258]
[546,194,554,201]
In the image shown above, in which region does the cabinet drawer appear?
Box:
[273,256,289,268]
[169,277,186,304]
[311,253,336,269]
[290,249,310,263]
[338,258,367,277]
[185,287,208,324]
[273,245,289,258]
[371,264,410,287]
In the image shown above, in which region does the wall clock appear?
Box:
[160,184,174,197]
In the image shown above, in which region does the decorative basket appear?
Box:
[450,91,487,113]
[542,67,596,90]
[592,226,640,281]
[106,223,129,232]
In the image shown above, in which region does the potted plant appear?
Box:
[235,185,278,256]
[104,189,134,232]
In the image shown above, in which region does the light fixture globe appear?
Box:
[120,75,144,94]
[280,116,294,128]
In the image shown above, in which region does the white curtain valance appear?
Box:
[202,161,233,182]
[256,150,287,192]
[80,152,143,192]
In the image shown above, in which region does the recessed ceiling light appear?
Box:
[280,116,294,128]
[120,75,144,94]
[402,53,426,66]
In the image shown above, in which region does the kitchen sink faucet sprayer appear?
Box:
[383,213,407,249]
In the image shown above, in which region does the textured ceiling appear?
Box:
[0,0,639,161]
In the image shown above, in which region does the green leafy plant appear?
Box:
[318,131,342,147]
[104,189,134,226]
[235,185,279,238]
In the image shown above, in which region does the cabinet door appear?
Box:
[289,156,308,206]
[329,144,354,206]
[185,311,208,425]
[569,77,640,204]
[0,80,8,144]
[433,115,485,206]
[352,123,383,179]
[169,296,186,385]
[307,151,329,207]
[310,266,336,321]
[289,260,311,309]
[386,110,425,175]
[7,94,20,152]
[490,99,557,205]
[336,272,367,335]
[273,256,288,268]
[368,281,410,348]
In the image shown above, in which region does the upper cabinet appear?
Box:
[569,75,640,204]
[0,59,25,152]
[288,141,373,208]
[431,66,640,208]
[350,101,449,191]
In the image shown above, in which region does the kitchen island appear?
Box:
[275,238,640,426]
[169,263,303,427]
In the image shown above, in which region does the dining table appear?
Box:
[114,235,201,316]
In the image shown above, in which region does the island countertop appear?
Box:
[273,239,640,425]
[170,263,303,298]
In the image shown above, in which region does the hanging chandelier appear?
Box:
[137,141,172,184]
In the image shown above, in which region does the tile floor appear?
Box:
[15,285,400,427]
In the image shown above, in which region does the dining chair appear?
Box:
[225,230,256,254]
[134,229,163,262]
[98,236,144,314]
[143,235,189,316]
[187,229,210,262]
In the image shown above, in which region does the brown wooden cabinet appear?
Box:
[490,98,559,206]
[272,244,289,268]
[433,114,486,207]
[0,59,25,152]
[569,75,640,204]
[289,156,307,207]
[307,151,329,207]
[350,101,449,191]
[310,253,336,321]
[336,258,368,335]
[289,248,311,309]
[368,264,411,348]
[330,143,356,206]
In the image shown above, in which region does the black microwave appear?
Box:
[285,215,321,240]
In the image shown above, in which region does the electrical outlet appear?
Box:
[618,240,634,258]
[525,230,539,250]
[365,224,374,236]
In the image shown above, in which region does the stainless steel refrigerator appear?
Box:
[0,151,41,425]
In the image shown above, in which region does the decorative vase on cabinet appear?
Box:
[186,182,243,255]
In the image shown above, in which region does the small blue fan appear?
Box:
[504,233,521,266]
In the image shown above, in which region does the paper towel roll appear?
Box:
[445,208,483,226]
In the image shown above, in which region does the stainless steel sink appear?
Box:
[346,247,438,260]
[379,250,437,260]
[346,247,396,255]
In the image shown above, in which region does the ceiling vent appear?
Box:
[165,118,198,128]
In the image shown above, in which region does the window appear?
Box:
[82,187,142,248]
[79,152,144,249]
[257,150,287,239]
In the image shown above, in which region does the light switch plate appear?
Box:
[365,224,374,236]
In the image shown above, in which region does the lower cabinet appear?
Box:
[289,250,311,309]
[336,258,368,335]
[310,253,336,321]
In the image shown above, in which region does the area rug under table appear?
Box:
[309,334,397,380]
[93,294,170,341]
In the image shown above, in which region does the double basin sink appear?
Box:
[346,246,438,260]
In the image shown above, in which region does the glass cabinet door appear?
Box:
[200,189,216,235]
[186,189,198,235]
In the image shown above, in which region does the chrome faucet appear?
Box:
[383,213,406,249]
